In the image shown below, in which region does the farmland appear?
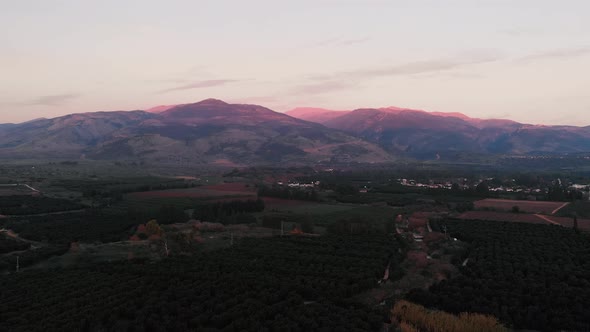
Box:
[123,183,256,210]
[474,198,568,214]
[408,219,590,331]
[1,161,590,330]
[0,184,38,197]
[457,211,590,231]
[0,234,405,331]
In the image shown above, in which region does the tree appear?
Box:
[145,220,162,236]
[301,217,314,234]
[475,182,489,196]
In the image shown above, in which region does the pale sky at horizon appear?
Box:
[1,0,589,125]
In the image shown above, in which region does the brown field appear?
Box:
[474,199,568,214]
[458,211,590,231]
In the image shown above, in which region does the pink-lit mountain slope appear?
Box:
[286,106,590,158]
[0,99,391,165]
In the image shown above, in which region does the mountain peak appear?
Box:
[193,98,228,106]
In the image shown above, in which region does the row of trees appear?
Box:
[0,236,30,254]
[0,195,84,215]
[0,235,404,331]
[257,185,320,201]
[192,199,265,224]
[408,220,590,331]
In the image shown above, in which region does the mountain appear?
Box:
[0,99,392,165]
[286,106,590,158]
[285,107,351,124]
[145,105,181,113]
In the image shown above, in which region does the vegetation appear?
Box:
[192,199,265,224]
[0,236,30,254]
[557,200,590,218]
[0,245,69,271]
[407,220,590,331]
[0,195,84,215]
[0,234,405,331]
[257,185,320,201]
[392,300,507,332]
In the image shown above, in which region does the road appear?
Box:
[535,214,562,226]
[551,202,570,215]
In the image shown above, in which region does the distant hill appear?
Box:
[0,99,392,165]
[286,106,590,158]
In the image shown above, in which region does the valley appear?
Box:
[0,161,589,330]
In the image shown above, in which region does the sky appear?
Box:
[1,0,589,125]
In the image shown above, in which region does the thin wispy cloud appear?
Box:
[313,51,502,81]
[289,81,356,96]
[517,46,590,63]
[309,36,371,48]
[25,93,80,107]
[339,37,371,46]
[157,79,239,94]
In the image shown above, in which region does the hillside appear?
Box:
[287,106,590,158]
[0,99,392,165]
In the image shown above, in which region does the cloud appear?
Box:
[157,79,239,93]
[312,50,502,81]
[338,37,371,46]
[289,81,356,96]
[517,46,590,63]
[309,36,371,48]
[25,93,80,107]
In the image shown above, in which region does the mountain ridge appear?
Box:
[0,99,392,165]
[286,106,590,158]
[0,100,589,164]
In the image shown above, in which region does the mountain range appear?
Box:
[0,99,588,165]
[286,106,590,159]
[0,99,390,165]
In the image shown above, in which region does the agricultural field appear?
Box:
[0,195,84,216]
[123,183,256,210]
[457,211,590,231]
[0,184,38,197]
[556,200,590,218]
[262,197,355,215]
[0,234,405,331]
[474,198,568,214]
[408,219,590,331]
[0,234,30,254]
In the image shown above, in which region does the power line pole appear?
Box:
[16,256,19,273]
[281,220,284,237]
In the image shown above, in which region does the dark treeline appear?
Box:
[0,245,69,272]
[0,196,84,215]
[257,185,319,201]
[0,235,403,331]
[192,199,264,224]
[2,210,139,244]
[407,219,590,331]
[127,205,190,226]
[1,204,191,246]
[0,236,30,254]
